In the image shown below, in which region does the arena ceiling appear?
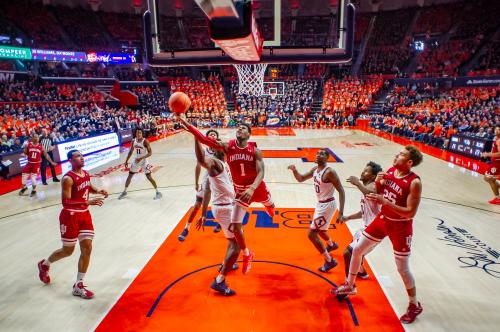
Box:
[45,0,463,15]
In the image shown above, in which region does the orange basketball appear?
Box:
[168,92,191,114]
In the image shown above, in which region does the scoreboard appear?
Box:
[448,134,492,160]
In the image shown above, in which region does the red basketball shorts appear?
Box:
[234,181,272,207]
[362,213,413,256]
[59,209,94,246]
[22,162,40,175]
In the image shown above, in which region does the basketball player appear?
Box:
[177,116,275,274]
[178,129,222,242]
[288,149,345,273]
[334,145,424,324]
[482,125,500,205]
[193,138,238,295]
[340,161,382,279]
[118,129,162,200]
[37,149,108,299]
[19,134,56,197]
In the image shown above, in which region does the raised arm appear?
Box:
[367,178,422,219]
[347,176,377,195]
[177,116,227,152]
[287,165,316,182]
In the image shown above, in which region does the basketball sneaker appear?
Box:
[488,197,500,205]
[19,188,27,196]
[326,242,339,252]
[154,192,162,200]
[242,251,255,274]
[213,223,222,233]
[30,190,37,197]
[357,271,369,279]
[178,229,188,242]
[218,263,239,272]
[210,279,236,296]
[333,282,357,296]
[37,260,50,284]
[400,302,423,324]
[265,205,275,218]
[319,258,338,273]
[72,282,94,299]
[118,191,127,200]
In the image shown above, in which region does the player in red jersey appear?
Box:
[335,145,424,324]
[482,125,500,205]
[37,149,108,299]
[19,134,56,197]
[177,116,275,274]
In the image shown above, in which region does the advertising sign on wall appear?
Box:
[54,133,120,162]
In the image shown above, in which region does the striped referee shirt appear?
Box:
[40,136,53,153]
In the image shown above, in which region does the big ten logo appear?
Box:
[202,208,337,230]
[203,209,279,229]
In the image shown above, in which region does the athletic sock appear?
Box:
[43,259,51,267]
[323,251,332,262]
[76,272,85,283]
[409,295,418,305]
[216,274,225,283]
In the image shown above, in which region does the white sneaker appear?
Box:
[333,282,357,296]
[72,282,94,299]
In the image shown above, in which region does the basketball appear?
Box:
[168,92,191,114]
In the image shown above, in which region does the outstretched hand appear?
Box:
[195,216,206,231]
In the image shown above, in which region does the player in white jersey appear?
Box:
[178,130,221,241]
[288,149,345,273]
[193,138,239,296]
[340,161,382,279]
[118,129,162,200]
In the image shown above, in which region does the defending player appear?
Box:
[193,138,238,295]
[288,149,345,273]
[19,134,56,197]
[178,129,222,241]
[341,161,382,279]
[334,145,424,325]
[118,129,162,200]
[177,116,275,274]
[37,149,108,299]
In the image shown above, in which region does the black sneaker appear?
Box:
[42,182,48,186]
[357,271,369,279]
[319,258,338,273]
[210,279,236,296]
[19,188,28,196]
[213,223,222,233]
[53,178,60,183]
[326,242,339,252]
[178,229,188,242]
[30,190,37,197]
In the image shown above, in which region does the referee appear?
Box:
[40,129,60,185]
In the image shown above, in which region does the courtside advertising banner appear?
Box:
[0,45,32,60]
[55,133,120,162]
[60,146,120,174]
[32,49,87,62]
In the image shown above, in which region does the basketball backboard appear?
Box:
[143,0,354,66]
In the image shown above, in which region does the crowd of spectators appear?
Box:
[131,85,170,115]
[0,80,105,103]
[169,76,227,126]
[370,84,500,148]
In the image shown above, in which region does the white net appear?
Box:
[233,63,268,96]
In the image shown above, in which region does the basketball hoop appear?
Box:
[270,88,277,100]
[233,63,268,96]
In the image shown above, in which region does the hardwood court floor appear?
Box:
[0,129,498,332]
